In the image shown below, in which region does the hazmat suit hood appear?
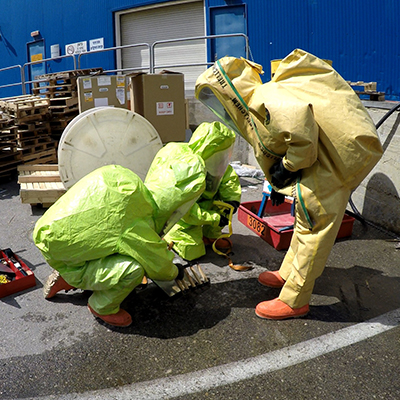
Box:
[195,57,264,142]
[188,121,236,199]
[195,49,383,190]
[145,144,206,235]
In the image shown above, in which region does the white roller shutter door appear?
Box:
[119,1,206,94]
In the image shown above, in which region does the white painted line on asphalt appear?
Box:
[29,307,400,400]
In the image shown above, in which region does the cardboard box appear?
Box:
[77,75,129,113]
[0,249,36,298]
[129,72,186,143]
[238,200,355,251]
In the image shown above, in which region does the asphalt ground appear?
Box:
[0,175,399,400]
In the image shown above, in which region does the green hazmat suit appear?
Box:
[195,49,383,308]
[163,121,242,261]
[33,153,206,315]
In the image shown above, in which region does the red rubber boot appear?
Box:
[255,298,309,320]
[43,270,76,299]
[88,304,132,327]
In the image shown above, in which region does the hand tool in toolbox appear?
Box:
[0,263,16,283]
[0,248,36,298]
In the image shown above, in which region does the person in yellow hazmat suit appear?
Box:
[195,48,383,319]
[164,121,241,261]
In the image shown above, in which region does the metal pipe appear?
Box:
[0,65,23,95]
[22,54,77,94]
[78,43,150,70]
[151,33,250,73]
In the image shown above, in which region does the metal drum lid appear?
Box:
[58,107,163,188]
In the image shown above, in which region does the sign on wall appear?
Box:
[89,38,104,51]
[65,41,87,55]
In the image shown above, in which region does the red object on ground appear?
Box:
[0,249,36,298]
[238,200,355,251]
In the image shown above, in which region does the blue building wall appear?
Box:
[207,0,400,100]
[1,0,399,99]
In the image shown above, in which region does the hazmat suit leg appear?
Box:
[278,180,351,308]
[61,254,145,315]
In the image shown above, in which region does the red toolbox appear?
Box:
[0,249,36,298]
[238,200,355,251]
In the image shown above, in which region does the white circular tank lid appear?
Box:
[58,107,163,189]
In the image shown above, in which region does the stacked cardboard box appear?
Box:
[129,72,187,143]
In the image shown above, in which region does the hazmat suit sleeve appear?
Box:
[179,165,241,226]
[281,102,319,172]
[216,165,241,203]
[117,221,178,281]
[180,201,221,226]
[260,86,319,173]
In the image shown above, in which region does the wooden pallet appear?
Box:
[0,116,12,130]
[18,164,66,207]
[18,136,54,148]
[33,68,103,82]
[20,147,57,165]
[16,121,52,142]
[0,126,18,142]
[0,96,50,120]
[49,96,78,108]
[347,81,385,101]
[0,147,21,180]
[32,68,103,97]
[49,115,76,140]
[49,103,79,116]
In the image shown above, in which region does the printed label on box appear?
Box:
[98,76,111,86]
[84,92,93,102]
[116,88,125,105]
[94,98,109,107]
[116,76,125,87]
[83,78,92,90]
[156,101,174,116]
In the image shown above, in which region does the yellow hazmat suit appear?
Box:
[195,49,383,308]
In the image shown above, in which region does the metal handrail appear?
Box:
[22,54,77,94]
[78,42,151,72]
[150,33,250,73]
[0,34,249,97]
[0,64,24,95]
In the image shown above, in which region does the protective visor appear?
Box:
[197,86,242,137]
[203,144,234,197]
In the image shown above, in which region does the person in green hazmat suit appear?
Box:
[195,49,383,320]
[163,121,241,261]
[33,149,207,327]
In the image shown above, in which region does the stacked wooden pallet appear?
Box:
[0,95,57,179]
[18,164,66,207]
[348,81,385,101]
[32,68,103,141]
[0,115,20,180]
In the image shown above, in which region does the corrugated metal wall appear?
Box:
[1,0,399,99]
[207,0,400,100]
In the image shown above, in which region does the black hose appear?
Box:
[348,101,400,238]
[375,102,400,130]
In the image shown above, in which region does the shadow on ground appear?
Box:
[87,262,400,336]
